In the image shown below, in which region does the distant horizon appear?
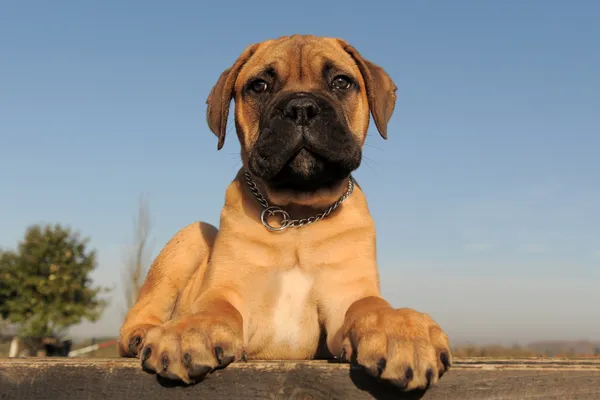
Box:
[55,329,600,348]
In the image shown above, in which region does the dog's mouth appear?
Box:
[247,124,362,190]
[268,146,349,192]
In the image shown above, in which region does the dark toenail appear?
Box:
[440,351,450,369]
[140,349,156,374]
[214,346,224,364]
[141,347,152,362]
[376,358,387,378]
[129,336,142,354]
[183,352,192,368]
[241,350,248,362]
[188,365,212,381]
[161,354,169,371]
[339,347,347,361]
[218,355,235,369]
[213,346,234,368]
[405,367,414,381]
[426,368,434,387]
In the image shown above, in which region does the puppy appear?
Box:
[119,34,451,391]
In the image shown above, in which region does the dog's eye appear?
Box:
[250,79,269,93]
[331,75,352,90]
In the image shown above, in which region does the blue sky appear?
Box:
[1,0,599,344]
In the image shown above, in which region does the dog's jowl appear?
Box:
[119,34,452,391]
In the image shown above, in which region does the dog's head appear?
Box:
[206,35,397,206]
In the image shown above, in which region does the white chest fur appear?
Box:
[271,268,314,346]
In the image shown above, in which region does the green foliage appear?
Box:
[0,224,111,340]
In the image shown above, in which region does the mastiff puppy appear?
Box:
[119,34,452,391]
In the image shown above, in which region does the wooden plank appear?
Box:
[1,358,600,400]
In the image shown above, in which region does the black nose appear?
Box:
[283,96,320,126]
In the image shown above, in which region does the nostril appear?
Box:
[283,104,298,120]
[306,104,319,119]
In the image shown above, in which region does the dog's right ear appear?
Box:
[206,43,260,150]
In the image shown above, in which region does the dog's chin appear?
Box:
[261,149,353,207]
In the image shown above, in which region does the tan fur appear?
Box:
[119,34,451,391]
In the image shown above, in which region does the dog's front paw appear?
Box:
[119,323,157,357]
[341,308,452,391]
[139,314,243,384]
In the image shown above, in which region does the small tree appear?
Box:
[0,224,110,350]
[121,197,153,316]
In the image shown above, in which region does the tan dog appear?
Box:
[119,34,452,391]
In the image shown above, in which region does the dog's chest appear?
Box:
[246,266,321,358]
[271,268,314,343]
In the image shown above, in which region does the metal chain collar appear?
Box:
[243,170,355,232]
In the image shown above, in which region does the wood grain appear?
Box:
[1,358,600,400]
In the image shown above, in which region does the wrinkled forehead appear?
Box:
[236,36,362,89]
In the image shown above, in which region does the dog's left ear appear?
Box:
[206,43,260,150]
[338,40,397,139]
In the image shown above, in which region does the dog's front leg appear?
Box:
[321,269,452,391]
[138,293,244,384]
[119,222,218,358]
